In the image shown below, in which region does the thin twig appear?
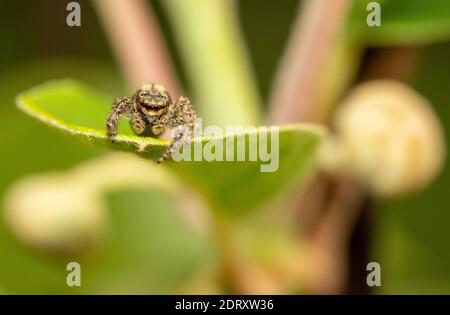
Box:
[214,216,281,294]
[359,46,420,82]
[300,47,421,294]
[162,0,262,127]
[93,0,180,94]
[266,0,365,294]
[268,0,352,123]
[304,177,367,294]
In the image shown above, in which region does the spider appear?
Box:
[106,84,196,163]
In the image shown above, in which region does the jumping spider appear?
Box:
[106,84,196,163]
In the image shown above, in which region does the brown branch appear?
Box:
[93,0,180,94]
[267,0,420,294]
[268,0,352,123]
[359,46,420,82]
[265,0,354,294]
[303,176,367,294]
[214,217,282,294]
[299,47,421,294]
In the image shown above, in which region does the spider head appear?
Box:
[136,84,171,115]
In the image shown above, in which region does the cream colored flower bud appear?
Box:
[331,80,446,197]
[4,174,106,253]
[3,153,209,253]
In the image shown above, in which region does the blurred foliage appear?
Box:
[348,0,450,45]
[0,62,213,293]
[345,0,450,293]
[17,79,324,216]
[86,188,212,294]
[239,0,301,102]
[0,60,98,293]
[162,0,262,126]
[0,0,449,294]
[1,186,213,294]
[373,42,450,293]
[16,79,168,159]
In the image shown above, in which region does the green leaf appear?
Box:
[372,42,450,294]
[1,188,213,294]
[1,153,214,294]
[170,129,322,216]
[162,0,262,126]
[348,0,450,45]
[16,79,168,160]
[86,188,214,294]
[16,79,325,216]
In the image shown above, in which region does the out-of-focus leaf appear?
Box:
[16,79,325,216]
[372,42,450,294]
[348,0,450,45]
[84,188,213,294]
[170,129,322,216]
[0,188,213,294]
[0,59,120,293]
[162,0,262,126]
[0,60,212,294]
[1,153,213,294]
[16,79,168,160]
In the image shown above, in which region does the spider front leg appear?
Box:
[151,124,165,136]
[172,96,196,136]
[157,96,196,163]
[157,126,186,164]
[106,96,147,139]
[129,109,147,135]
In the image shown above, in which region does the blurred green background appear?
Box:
[0,0,449,294]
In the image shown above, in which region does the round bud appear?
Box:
[4,174,106,253]
[331,80,446,197]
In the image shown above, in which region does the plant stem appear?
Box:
[303,176,367,294]
[268,0,353,123]
[213,215,281,294]
[359,46,420,82]
[161,0,262,127]
[213,214,251,293]
[299,47,421,294]
[266,0,368,294]
[93,0,180,94]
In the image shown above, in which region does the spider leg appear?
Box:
[106,96,147,139]
[106,96,131,138]
[151,124,165,136]
[172,96,196,136]
[129,89,148,135]
[157,126,185,164]
[157,96,196,163]
[129,110,147,135]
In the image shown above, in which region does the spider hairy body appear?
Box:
[106,84,196,163]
